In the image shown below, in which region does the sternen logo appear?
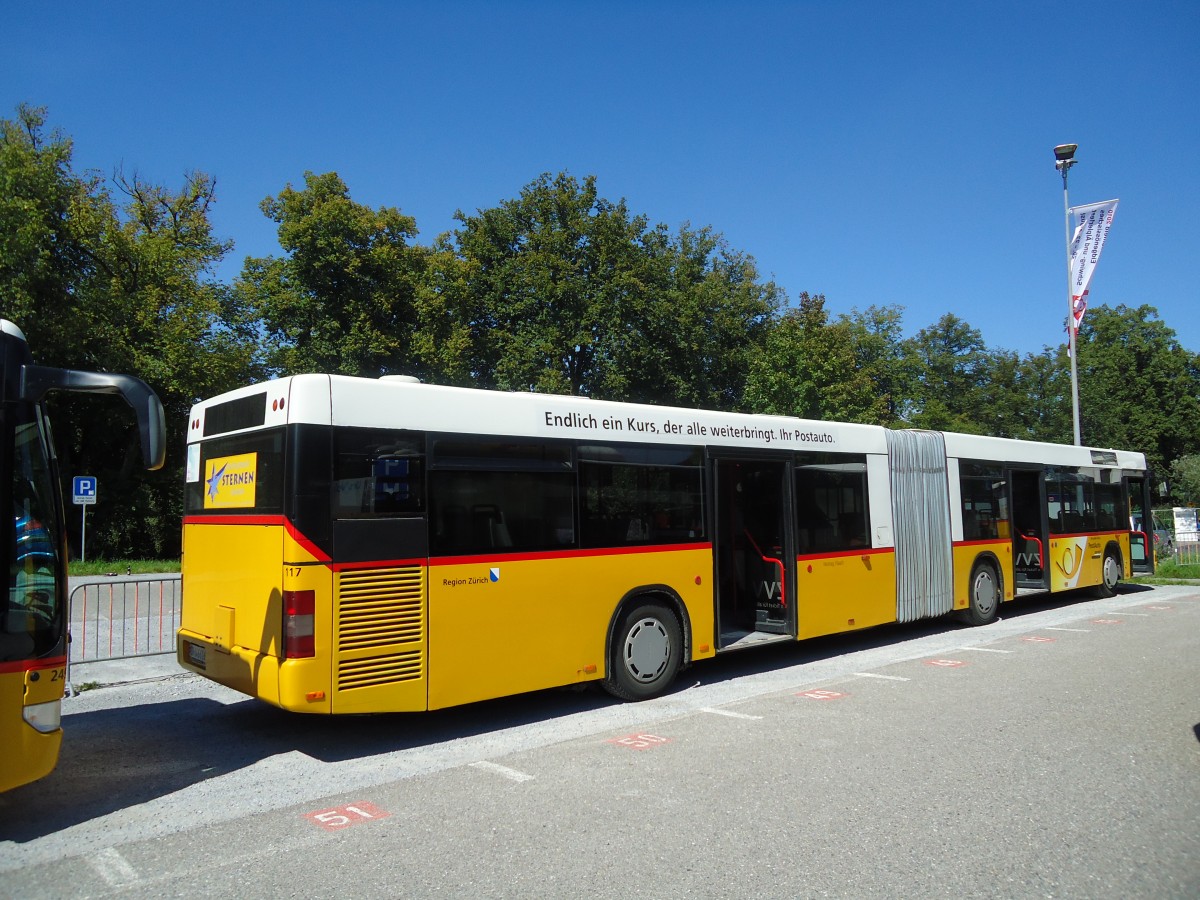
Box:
[203,453,258,509]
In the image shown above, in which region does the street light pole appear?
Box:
[1055,143,1081,445]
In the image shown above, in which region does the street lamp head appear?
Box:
[1054,143,1078,162]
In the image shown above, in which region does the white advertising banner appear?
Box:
[1067,199,1119,334]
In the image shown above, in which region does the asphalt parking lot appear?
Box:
[2,584,1198,899]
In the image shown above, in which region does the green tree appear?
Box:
[1012,346,1072,443]
[905,313,991,434]
[1,105,255,557]
[836,305,917,427]
[239,171,429,377]
[443,172,778,408]
[744,293,880,422]
[1168,455,1200,506]
[1076,304,1200,477]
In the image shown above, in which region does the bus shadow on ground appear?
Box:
[0,586,1150,844]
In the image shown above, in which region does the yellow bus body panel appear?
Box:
[181,522,284,656]
[952,540,1015,608]
[1047,533,1130,592]
[0,666,63,793]
[427,547,713,710]
[180,521,339,713]
[796,550,897,639]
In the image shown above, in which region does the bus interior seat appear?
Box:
[472,505,512,548]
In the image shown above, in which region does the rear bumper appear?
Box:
[177,630,331,713]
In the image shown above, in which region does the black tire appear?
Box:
[961,560,1001,626]
[1094,548,1122,598]
[603,602,683,701]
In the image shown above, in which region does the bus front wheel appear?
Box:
[604,602,682,701]
[961,560,1000,626]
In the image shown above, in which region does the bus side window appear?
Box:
[795,454,869,554]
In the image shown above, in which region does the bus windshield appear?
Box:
[3,409,63,662]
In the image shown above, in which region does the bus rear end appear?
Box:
[179,380,331,711]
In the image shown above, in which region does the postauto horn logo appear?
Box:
[203,453,258,509]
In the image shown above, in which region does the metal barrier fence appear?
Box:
[68,575,181,664]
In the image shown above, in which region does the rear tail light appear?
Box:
[284,589,315,659]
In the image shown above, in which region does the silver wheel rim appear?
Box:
[1104,556,1121,589]
[623,617,671,684]
[973,569,997,618]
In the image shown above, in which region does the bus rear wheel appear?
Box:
[604,602,682,701]
[1094,549,1122,598]
[961,560,1000,626]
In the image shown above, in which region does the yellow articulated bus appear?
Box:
[177,375,1153,713]
[1,320,164,793]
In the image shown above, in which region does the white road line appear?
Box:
[89,848,139,886]
[854,672,910,682]
[1045,626,1090,632]
[1107,611,1151,617]
[957,647,1015,653]
[699,707,763,720]
[469,761,535,783]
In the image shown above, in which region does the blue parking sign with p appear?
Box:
[73,476,97,505]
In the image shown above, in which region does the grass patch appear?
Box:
[69,559,180,576]
[1133,555,1200,585]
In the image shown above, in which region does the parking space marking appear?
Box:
[1144,605,1173,610]
[797,689,850,700]
[470,761,535,782]
[700,707,763,720]
[1093,618,1124,624]
[1022,636,1056,643]
[958,647,1014,653]
[925,659,968,668]
[1107,611,1150,617]
[608,733,672,750]
[305,801,391,831]
[89,848,139,887]
[1046,626,1090,632]
[854,672,910,681]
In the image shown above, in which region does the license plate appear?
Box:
[184,640,206,669]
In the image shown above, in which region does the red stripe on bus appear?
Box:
[182,515,332,562]
[430,543,713,567]
[183,514,284,527]
[954,539,1010,548]
[332,558,427,572]
[0,656,67,675]
[284,519,332,563]
[795,547,892,562]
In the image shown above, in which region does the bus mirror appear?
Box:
[20,365,166,470]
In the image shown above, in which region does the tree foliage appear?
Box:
[1,105,257,557]
[431,172,779,408]
[239,171,428,377]
[5,105,1200,556]
[1075,304,1200,478]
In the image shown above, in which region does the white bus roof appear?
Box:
[189,374,1147,469]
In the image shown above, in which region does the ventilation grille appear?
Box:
[336,566,425,690]
[338,650,423,690]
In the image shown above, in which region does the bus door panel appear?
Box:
[712,457,794,645]
[1125,476,1153,573]
[1010,468,1047,589]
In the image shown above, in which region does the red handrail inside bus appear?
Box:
[742,528,785,608]
[1019,531,1044,567]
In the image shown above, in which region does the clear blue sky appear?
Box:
[4,1,1198,356]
